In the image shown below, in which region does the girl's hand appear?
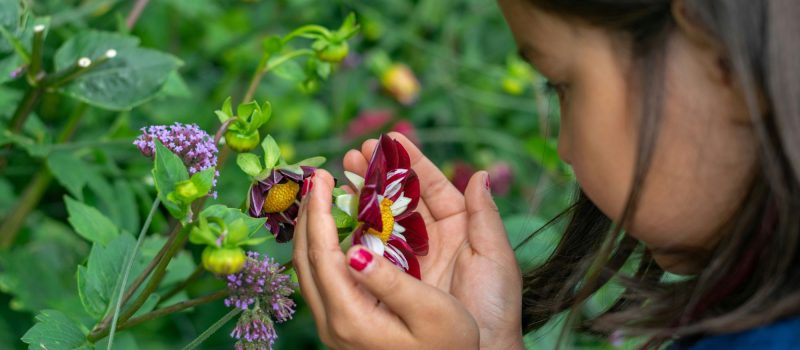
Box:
[293,169,479,349]
[342,133,524,350]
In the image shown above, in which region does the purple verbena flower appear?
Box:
[232,308,278,350]
[225,252,297,349]
[133,123,220,197]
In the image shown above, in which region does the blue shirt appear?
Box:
[671,317,800,349]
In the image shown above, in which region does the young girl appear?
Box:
[291,0,800,348]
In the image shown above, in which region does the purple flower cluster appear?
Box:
[225,252,297,349]
[133,123,220,196]
[232,308,278,350]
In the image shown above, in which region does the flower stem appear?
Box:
[159,265,205,304]
[0,102,89,248]
[280,24,330,44]
[118,226,190,324]
[106,197,160,350]
[26,25,46,85]
[116,223,181,311]
[181,308,242,350]
[125,0,151,30]
[8,87,44,134]
[87,290,228,343]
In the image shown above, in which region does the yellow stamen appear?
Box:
[263,181,300,213]
[367,198,395,243]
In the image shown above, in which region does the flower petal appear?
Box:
[401,171,420,215]
[357,191,382,231]
[380,135,400,172]
[393,139,411,170]
[390,196,411,217]
[362,234,385,256]
[249,183,266,216]
[397,212,429,255]
[384,243,408,271]
[335,194,355,217]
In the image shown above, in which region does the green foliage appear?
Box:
[21,309,88,350]
[65,196,121,245]
[77,234,136,319]
[53,30,182,110]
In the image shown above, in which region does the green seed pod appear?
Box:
[202,246,246,275]
[317,41,349,63]
[225,129,260,153]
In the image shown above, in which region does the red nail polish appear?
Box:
[485,174,491,191]
[349,248,373,271]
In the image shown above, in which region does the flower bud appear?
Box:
[380,64,420,105]
[317,41,349,63]
[225,129,260,153]
[174,179,200,201]
[202,246,246,275]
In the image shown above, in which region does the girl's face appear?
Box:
[498,0,759,273]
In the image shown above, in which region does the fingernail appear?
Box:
[485,173,491,192]
[349,248,373,272]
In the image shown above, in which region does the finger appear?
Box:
[305,170,368,316]
[292,176,328,330]
[464,171,513,256]
[345,245,448,330]
[362,132,466,221]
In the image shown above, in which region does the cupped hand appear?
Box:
[342,132,525,350]
[292,169,479,349]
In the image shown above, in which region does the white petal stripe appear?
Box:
[362,234,385,256]
[390,196,411,216]
[385,244,409,270]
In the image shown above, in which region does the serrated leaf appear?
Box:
[77,234,136,319]
[65,196,120,245]
[237,153,262,177]
[54,30,182,111]
[21,310,87,350]
[261,135,281,169]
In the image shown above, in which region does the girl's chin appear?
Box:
[650,250,707,276]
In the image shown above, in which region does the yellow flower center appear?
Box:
[367,198,395,243]
[263,181,300,213]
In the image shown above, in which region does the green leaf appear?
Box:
[53,30,182,111]
[261,134,281,169]
[188,167,215,199]
[65,196,120,245]
[503,215,559,271]
[262,36,283,55]
[0,0,19,31]
[152,140,189,220]
[331,205,355,229]
[21,310,87,350]
[272,59,304,82]
[221,96,233,119]
[237,100,258,122]
[236,153,262,177]
[77,234,136,319]
[159,70,191,98]
[47,152,90,200]
[189,217,219,247]
[200,205,266,239]
[297,156,326,168]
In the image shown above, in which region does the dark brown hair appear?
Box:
[518,0,800,347]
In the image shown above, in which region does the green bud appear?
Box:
[317,41,349,63]
[174,180,200,201]
[202,246,246,275]
[225,129,261,153]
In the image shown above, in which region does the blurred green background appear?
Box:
[0,0,639,349]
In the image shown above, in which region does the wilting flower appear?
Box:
[335,135,428,278]
[248,167,314,242]
[134,123,220,195]
[226,251,297,350]
[380,63,420,105]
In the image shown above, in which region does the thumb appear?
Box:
[345,245,443,328]
[464,171,513,256]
